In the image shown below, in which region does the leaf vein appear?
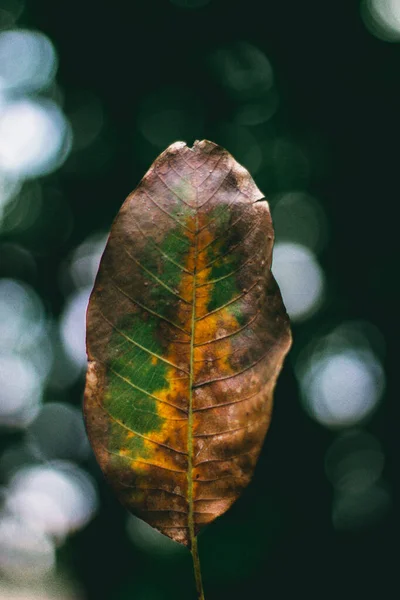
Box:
[110,278,191,336]
[102,447,186,474]
[123,246,191,304]
[193,345,273,388]
[98,310,190,374]
[193,419,268,438]
[194,449,259,467]
[107,364,188,413]
[95,402,188,455]
[194,309,262,347]
[195,279,259,323]
[142,189,195,233]
[155,170,195,209]
[196,217,262,274]
[193,389,262,412]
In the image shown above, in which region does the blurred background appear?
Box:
[0,0,397,598]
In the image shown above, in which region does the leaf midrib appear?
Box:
[187,207,198,545]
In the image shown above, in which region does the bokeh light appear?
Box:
[57,233,107,375]
[5,462,97,541]
[0,29,57,94]
[0,98,72,178]
[60,286,92,371]
[0,279,45,352]
[332,483,391,530]
[325,430,390,531]
[0,25,72,243]
[362,0,400,42]
[272,242,325,321]
[0,354,42,427]
[0,515,55,581]
[211,41,274,101]
[234,89,279,126]
[0,173,21,221]
[64,232,107,292]
[272,191,329,253]
[325,430,384,494]
[0,583,80,600]
[296,322,385,428]
[303,352,382,426]
[0,181,43,234]
[0,278,53,427]
[27,403,90,462]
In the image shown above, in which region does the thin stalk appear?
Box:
[191,535,205,600]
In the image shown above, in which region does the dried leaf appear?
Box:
[84,140,292,549]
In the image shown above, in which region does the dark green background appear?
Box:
[1,1,397,598]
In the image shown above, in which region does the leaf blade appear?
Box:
[84,139,292,547]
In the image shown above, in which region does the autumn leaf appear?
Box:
[84,139,292,597]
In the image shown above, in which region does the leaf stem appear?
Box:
[191,534,205,600]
